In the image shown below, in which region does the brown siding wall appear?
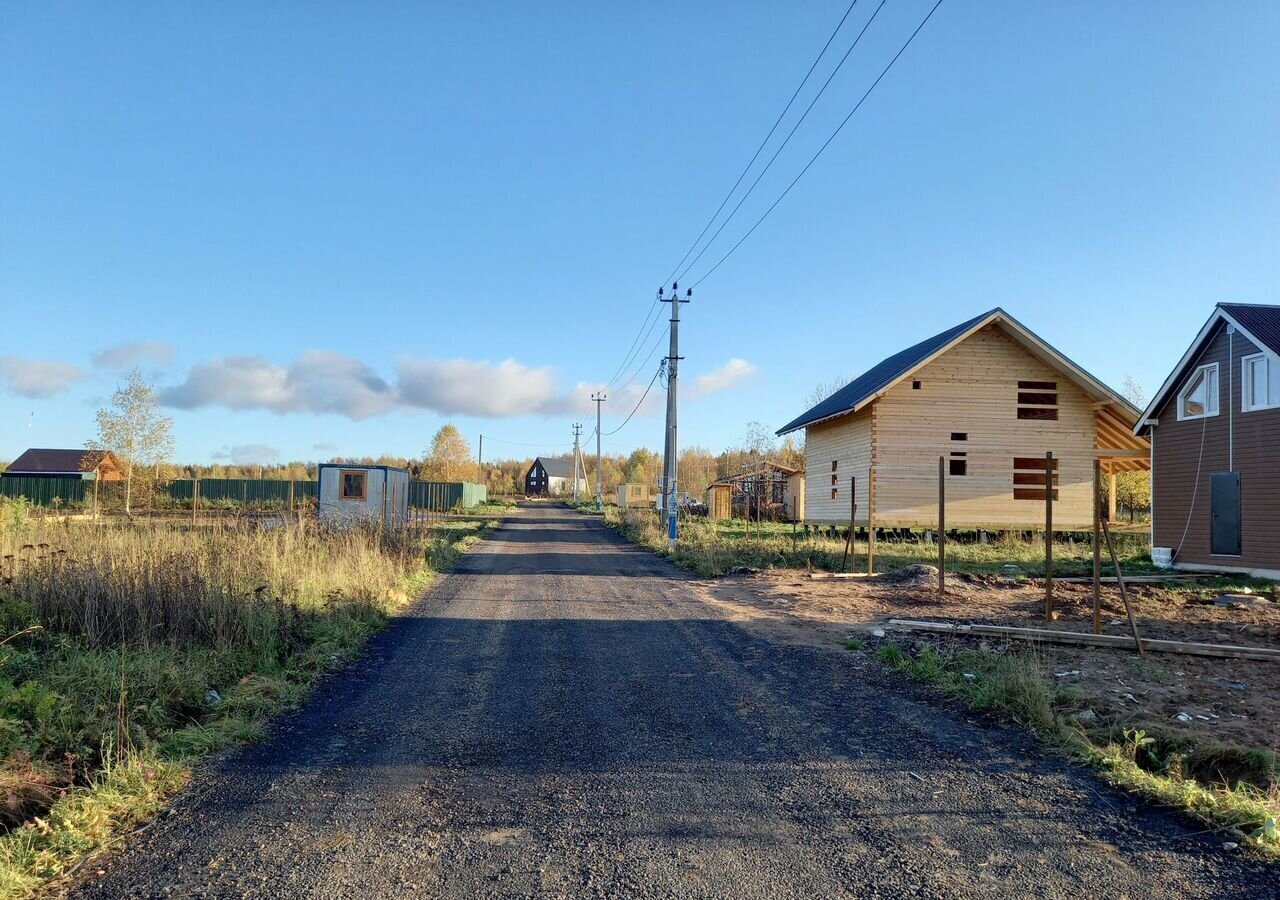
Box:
[1151,322,1280,570]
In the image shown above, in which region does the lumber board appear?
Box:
[886,618,1280,662]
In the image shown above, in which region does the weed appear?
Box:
[842,638,862,652]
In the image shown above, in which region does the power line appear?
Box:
[660,0,862,289]
[691,0,946,289]
[481,435,576,449]
[613,322,669,396]
[674,0,889,285]
[604,363,664,436]
[605,294,665,390]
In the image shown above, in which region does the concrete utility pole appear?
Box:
[660,283,691,547]
[571,423,583,503]
[477,435,483,486]
[591,393,606,510]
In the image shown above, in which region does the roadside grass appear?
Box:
[601,507,1151,578]
[874,638,1280,854]
[0,499,495,897]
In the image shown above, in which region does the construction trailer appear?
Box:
[317,464,409,528]
[617,483,657,509]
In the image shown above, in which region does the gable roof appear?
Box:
[7,448,114,475]
[1135,302,1280,435]
[778,308,1141,435]
[532,456,577,479]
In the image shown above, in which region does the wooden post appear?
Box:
[1103,517,1145,657]
[289,480,295,512]
[840,475,856,573]
[192,477,199,529]
[1044,451,1054,621]
[1092,459,1102,635]
[937,456,946,597]
[867,465,876,576]
[1108,472,1117,523]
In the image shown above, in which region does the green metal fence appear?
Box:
[0,476,89,506]
[166,479,317,505]
[408,481,487,510]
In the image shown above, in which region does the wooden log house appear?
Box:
[777,309,1149,529]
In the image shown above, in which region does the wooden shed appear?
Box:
[707,483,733,521]
[1136,302,1280,578]
[617,483,656,508]
[777,308,1149,529]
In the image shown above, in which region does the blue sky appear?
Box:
[2,2,1277,465]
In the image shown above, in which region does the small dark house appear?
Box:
[1136,302,1280,578]
[3,448,123,481]
[524,457,585,496]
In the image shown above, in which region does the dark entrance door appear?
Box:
[1210,472,1241,556]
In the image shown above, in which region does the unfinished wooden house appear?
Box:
[1135,303,1280,578]
[777,309,1149,529]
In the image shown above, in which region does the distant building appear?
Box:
[3,448,123,480]
[317,464,409,527]
[525,457,586,496]
[1135,302,1280,578]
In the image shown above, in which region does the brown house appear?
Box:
[1136,303,1280,578]
[3,448,123,481]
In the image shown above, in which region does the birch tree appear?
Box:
[90,368,174,514]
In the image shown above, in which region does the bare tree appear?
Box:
[805,376,849,408]
[90,368,174,514]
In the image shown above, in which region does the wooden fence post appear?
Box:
[1044,451,1054,621]
[867,465,876,576]
[840,475,857,574]
[1093,459,1102,634]
[937,456,946,597]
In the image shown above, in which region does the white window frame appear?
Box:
[1176,362,1219,421]
[1241,352,1280,413]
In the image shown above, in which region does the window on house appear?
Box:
[1017,381,1058,420]
[1177,363,1219,420]
[951,432,967,441]
[1242,353,1280,412]
[1012,456,1058,501]
[949,457,967,476]
[831,460,838,472]
[831,474,838,486]
[912,380,922,390]
[831,487,838,500]
[340,470,368,501]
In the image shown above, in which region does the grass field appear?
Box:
[0,497,496,897]
[600,506,1152,578]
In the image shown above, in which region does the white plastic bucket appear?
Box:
[1151,547,1173,569]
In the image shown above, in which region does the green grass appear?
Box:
[874,640,1280,853]
[602,507,1151,578]
[0,508,496,897]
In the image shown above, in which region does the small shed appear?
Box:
[707,483,733,521]
[4,448,122,481]
[317,464,409,528]
[618,483,656,508]
[785,471,806,521]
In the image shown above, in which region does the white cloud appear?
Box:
[92,341,176,371]
[0,356,89,398]
[313,442,339,453]
[692,358,757,397]
[161,352,397,420]
[212,443,281,465]
[396,357,560,417]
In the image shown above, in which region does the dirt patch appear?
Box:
[696,568,1280,753]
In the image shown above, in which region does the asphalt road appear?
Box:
[73,504,1273,899]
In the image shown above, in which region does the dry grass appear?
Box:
[0,498,494,897]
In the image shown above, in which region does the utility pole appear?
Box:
[591,393,606,510]
[660,283,691,546]
[477,434,483,487]
[571,423,583,503]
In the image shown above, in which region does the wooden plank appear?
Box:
[808,571,871,580]
[1044,451,1054,621]
[1103,516,1145,656]
[867,464,876,576]
[886,619,1280,662]
[937,456,946,597]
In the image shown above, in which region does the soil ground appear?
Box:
[698,569,1280,754]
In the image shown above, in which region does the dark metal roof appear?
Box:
[776,309,1002,435]
[1220,303,1280,356]
[532,457,576,479]
[6,448,108,475]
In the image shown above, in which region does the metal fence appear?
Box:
[408,481,487,510]
[0,476,89,506]
[166,479,317,505]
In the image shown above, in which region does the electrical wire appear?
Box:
[604,364,664,436]
[659,0,862,289]
[691,0,946,289]
[606,296,665,390]
[674,0,888,285]
[613,323,669,396]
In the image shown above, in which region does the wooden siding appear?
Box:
[869,324,1102,528]
[804,409,872,524]
[1151,323,1280,570]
